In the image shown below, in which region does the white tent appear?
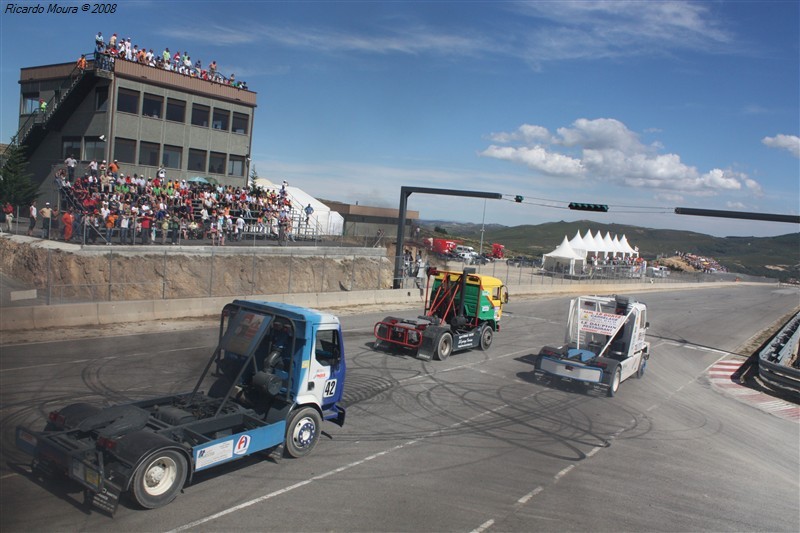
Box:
[619,234,639,257]
[569,230,587,257]
[602,231,616,257]
[542,236,585,275]
[612,235,624,257]
[581,230,598,259]
[255,178,344,235]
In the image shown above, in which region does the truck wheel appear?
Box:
[285,407,322,458]
[606,364,621,397]
[479,324,493,351]
[434,332,453,361]
[636,357,646,378]
[131,449,187,509]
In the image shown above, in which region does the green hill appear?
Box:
[421,220,800,281]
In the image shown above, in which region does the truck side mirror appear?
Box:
[502,288,509,304]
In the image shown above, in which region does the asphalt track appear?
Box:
[1,284,798,532]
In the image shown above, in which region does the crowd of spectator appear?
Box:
[47,161,301,246]
[92,31,248,90]
[673,251,728,273]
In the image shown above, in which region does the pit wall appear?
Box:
[1,280,748,332]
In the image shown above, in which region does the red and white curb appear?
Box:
[708,360,800,423]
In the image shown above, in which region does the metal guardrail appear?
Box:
[757,312,800,393]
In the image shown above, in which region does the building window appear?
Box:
[209,152,226,175]
[142,93,163,119]
[166,98,185,123]
[188,149,207,172]
[62,137,82,160]
[96,87,108,112]
[228,155,245,177]
[191,104,209,127]
[84,137,105,162]
[162,145,182,169]
[114,138,137,164]
[232,112,248,134]
[22,93,39,115]
[212,108,230,130]
[116,88,139,114]
[138,141,160,167]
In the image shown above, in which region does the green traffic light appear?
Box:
[568,202,608,212]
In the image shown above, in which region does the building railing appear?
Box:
[7,52,108,156]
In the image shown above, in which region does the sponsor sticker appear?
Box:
[196,440,233,469]
[578,310,626,335]
[233,435,251,456]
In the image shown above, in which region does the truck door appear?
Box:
[304,326,345,411]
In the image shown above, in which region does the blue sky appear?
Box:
[1,1,798,237]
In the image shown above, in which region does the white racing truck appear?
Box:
[533,295,649,396]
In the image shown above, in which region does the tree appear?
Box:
[248,164,265,195]
[0,145,39,208]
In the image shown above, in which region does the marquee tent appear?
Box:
[542,237,585,275]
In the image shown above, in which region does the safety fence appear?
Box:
[757,312,800,394]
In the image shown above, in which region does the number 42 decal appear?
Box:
[323,379,337,398]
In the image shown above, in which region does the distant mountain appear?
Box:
[419,220,800,281]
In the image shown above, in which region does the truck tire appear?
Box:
[606,363,621,397]
[434,332,453,361]
[479,324,493,351]
[636,356,646,378]
[131,449,187,509]
[285,407,322,458]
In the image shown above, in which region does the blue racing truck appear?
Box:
[15,300,346,513]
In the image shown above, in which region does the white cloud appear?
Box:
[479,145,584,177]
[762,134,800,158]
[487,124,552,144]
[513,1,735,66]
[480,118,761,197]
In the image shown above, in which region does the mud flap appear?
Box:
[88,479,123,515]
[417,326,447,361]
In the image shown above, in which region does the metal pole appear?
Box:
[479,199,486,257]
[350,253,356,291]
[162,250,167,299]
[321,253,327,292]
[108,249,112,301]
[209,247,214,296]
[251,248,257,295]
[288,252,293,294]
[46,249,52,305]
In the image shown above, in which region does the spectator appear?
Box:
[95,31,104,51]
[27,201,37,236]
[39,98,47,114]
[64,154,77,182]
[304,203,314,223]
[62,208,74,242]
[108,159,119,179]
[3,202,13,232]
[77,54,87,71]
[119,211,130,244]
[40,202,52,239]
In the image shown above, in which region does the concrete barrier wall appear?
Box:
[0,280,747,332]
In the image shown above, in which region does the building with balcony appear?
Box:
[13,54,256,196]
